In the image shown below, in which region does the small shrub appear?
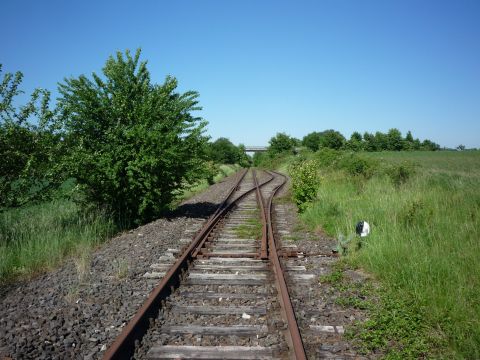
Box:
[400,199,432,226]
[314,148,341,168]
[204,161,219,185]
[335,295,371,310]
[347,291,433,358]
[339,153,378,179]
[386,161,416,187]
[335,233,362,255]
[320,269,344,284]
[289,160,320,212]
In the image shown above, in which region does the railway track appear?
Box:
[103,169,310,359]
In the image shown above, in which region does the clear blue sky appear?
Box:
[2,0,479,148]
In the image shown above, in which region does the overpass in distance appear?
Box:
[244,146,268,152]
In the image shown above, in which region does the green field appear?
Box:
[292,150,480,358]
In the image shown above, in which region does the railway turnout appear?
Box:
[103,169,309,359]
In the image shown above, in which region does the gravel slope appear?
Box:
[0,173,240,359]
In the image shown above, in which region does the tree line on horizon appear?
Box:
[268,128,440,154]
[250,129,442,166]
[302,129,440,152]
[206,126,443,169]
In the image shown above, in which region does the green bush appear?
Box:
[386,161,416,187]
[338,153,378,178]
[57,49,208,224]
[314,148,341,167]
[289,159,319,211]
[203,161,219,185]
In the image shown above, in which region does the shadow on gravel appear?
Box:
[168,202,219,219]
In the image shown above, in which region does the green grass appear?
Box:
[285,150,480,358]
[0,199,115,282]
[233,215,262,239]
[178,164,241,201]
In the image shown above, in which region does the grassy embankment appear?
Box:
[0,164,240,283]
[178,164,241,200]
[279,150,479,358]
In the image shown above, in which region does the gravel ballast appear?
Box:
[0,170,373,359]
[0,173,240,359]
[272,178,372,359]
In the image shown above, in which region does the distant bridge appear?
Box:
[244,146,268,152]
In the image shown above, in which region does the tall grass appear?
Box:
[0,199,116,282]
[178,164,241,201]
[0,163,241,283]
[297,151,480,358]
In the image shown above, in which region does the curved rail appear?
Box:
[103,169,273,360]
[263,170,307,360]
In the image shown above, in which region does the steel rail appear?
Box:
[103,169,273,360]
[263,170,307,360]
[191,170,274,258]
[205,168,248,221]
[103,169,247,360]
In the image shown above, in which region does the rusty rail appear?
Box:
[262,170,307,360]
[192,171,274,258]
[103,169,274,360]
[103,169,306,359]
[103,169,248,360]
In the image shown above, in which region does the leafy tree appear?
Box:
[302,131,323,151]
[252,151,267,166]
[346,131,364,151]
[0,64,59,208]
[363,132,376,151]
[386,128,403,151]
[405,130,414,143]
[320,129,345,150]
[237,144,251,167]
[207,137,249,166]
[291,137,302,147]
[402,131,414,150]
[351,131,362,142]
[56,49,208,224]
[268,132,296,155]
[413,138,422,150]
[208,137,239,164]
[421,139,440,151]
[374,131,388,151]
[457,144,465,151]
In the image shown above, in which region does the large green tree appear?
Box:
[302,131,323,151]
[57,49,208,224]
[268,132,296,155]
[386,128,404,151]
[346,131,364,151]
[320,129,345,150]
[208,137,247,165]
